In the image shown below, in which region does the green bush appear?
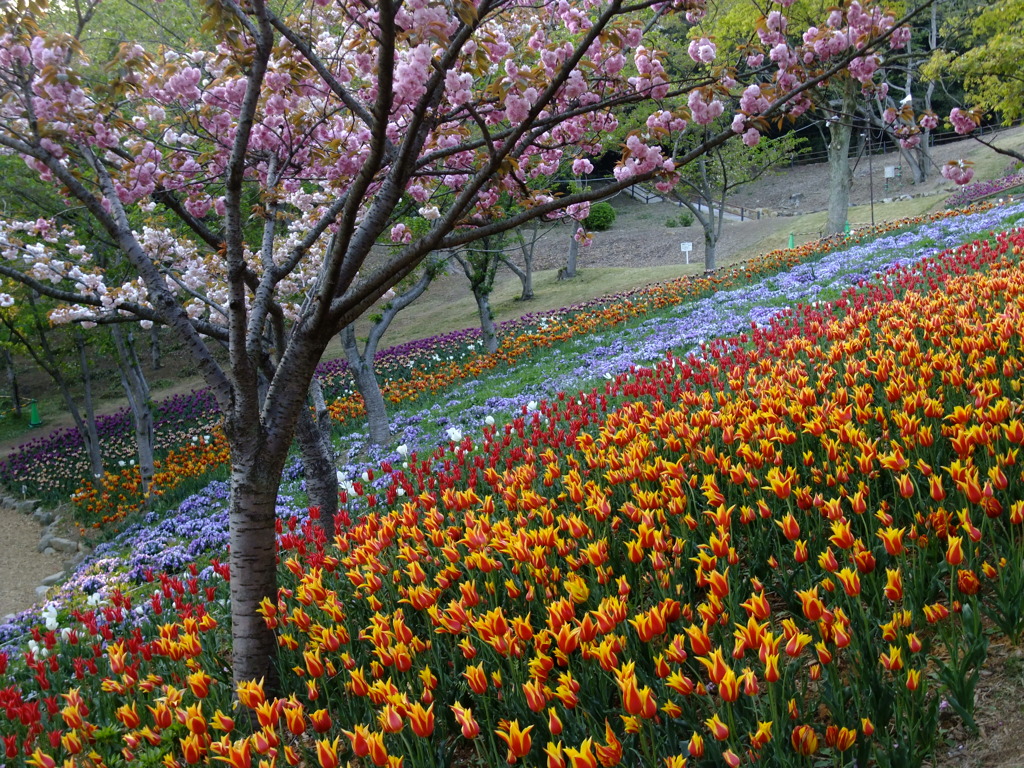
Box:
[584,202,616,231]
[665,210,695,228]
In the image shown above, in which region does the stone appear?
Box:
[43,546,55,556]
[33,510,55,526]
[48,537,79,553]
[37,536,51,553]
[15,499,36,514]
[35,585,50,597]
[41,572,64,586]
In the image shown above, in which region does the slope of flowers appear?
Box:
[0,204,995,515]
[52,204,1005,523]
[3,215,1024,767]
[945,169,1024,209]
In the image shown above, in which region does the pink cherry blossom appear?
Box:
[950,107,979,135]
[687,37,717,64]
[572,158,594,175]
[688,89,724,125]
[942,160,975,185]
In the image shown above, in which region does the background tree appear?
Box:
[924,0,1024,164]
[499,220,548,301]
[0,0,922,690]
[340,253,447,445]
[454,234,505,354]
[671,111,806,270]
[0,298,107,487]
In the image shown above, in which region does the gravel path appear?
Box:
[0,507,61,619]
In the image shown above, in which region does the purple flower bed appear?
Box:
[946,170,1024,208]
[0,480,310,644]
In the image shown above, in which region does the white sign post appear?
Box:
[680,241,692,264]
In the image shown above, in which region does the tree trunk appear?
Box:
[227,463,282,692]
[342,325,391,445]
[3,305,104,489]
[111,327,156,500]
[74,330,106,484]
[704,225,717,272]
[564,232,579,279]
[501,246,535,301]
[506,221,538,300]
[308,378,333,456]
[3,348,20,417]
[149,325,162,370]
[826,80,857,236]
[474,289,498,354]
[294,401,337,538]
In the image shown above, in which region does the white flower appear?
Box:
[446,426,463,442]
[527,400,538,412]
[118,460,126,467]
[86,592,103,607]
[41,603,59,631]
[396,487,406,497]
[361,471,370,482]
[28,639,48,659]
[396,444,409,457]
[336,470,345,483]
[484,415,495,426]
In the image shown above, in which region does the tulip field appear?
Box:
[4,200,1024,767]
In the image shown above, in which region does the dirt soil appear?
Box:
[0,508,63,619]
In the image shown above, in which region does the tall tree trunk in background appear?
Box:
[474,290,498,354]
[294,395,337,538]
[501,221,539,301]
[2,303,105,487]
[112,326,156,500]
[564,232,579,280]
[74,329,106,485]
[456,246,501,354]
[826,79,858,236]
[916,1,939,181]
[149,325,162,370]
[308,378,333,453]
[338,262,439,447]
[342,324,392,446]
[3,347,21,417]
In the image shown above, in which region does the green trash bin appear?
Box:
[28,400,41,428]
[788,232,795,248]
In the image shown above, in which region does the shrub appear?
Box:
[666,210,695,228]
[584,202,616,231]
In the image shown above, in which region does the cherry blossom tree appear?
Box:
[0,0,924,689]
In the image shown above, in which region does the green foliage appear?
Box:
[925,0,1024,124]
[584,202,616,231]
[666,211,695,228]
